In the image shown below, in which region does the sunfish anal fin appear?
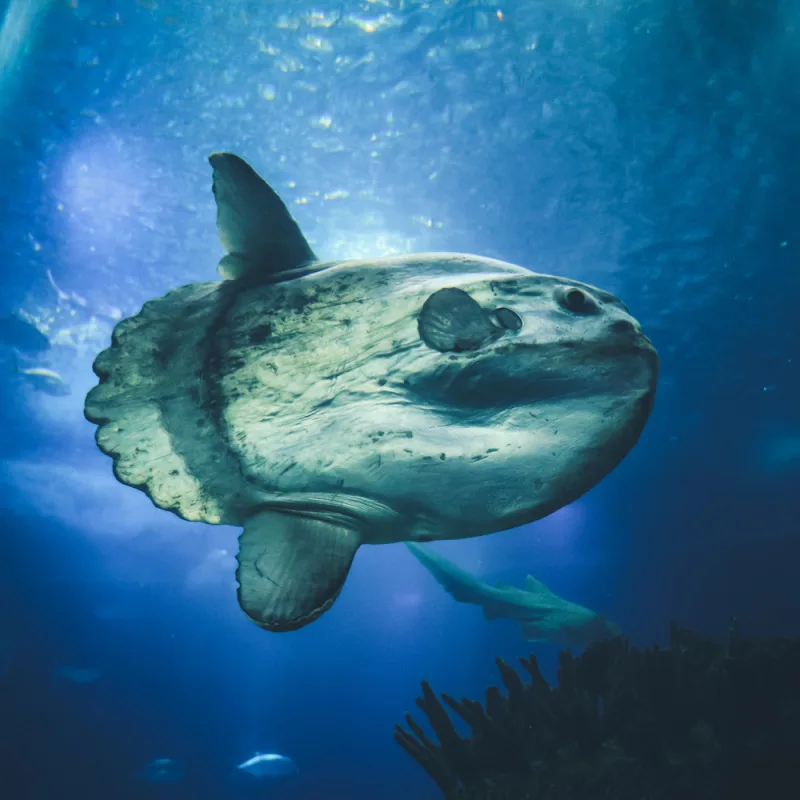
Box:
[236,510,361,632]
[208,152,318,282]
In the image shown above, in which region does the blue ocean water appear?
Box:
[0,1,798,798]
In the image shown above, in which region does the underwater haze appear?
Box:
[0,0,798,798]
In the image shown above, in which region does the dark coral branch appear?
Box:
[395,623,800,799]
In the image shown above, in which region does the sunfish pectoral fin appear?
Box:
[236,510,361,632]
[417,287,497,353]
[208,152,318,282]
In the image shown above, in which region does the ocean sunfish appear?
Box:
[84,151,658,633]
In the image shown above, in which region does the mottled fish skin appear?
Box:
[87,281,248,524]
[87,253,656,541]
[212,254,657,543]
[84,151,658,633]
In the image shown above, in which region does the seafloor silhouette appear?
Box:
[395,622,800,799]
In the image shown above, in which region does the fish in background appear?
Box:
[407,542,621,649]
[138,757,184,783]
[234,752,298,780]
[133,753,298,786]
[0,312,50,354]
[0,312,70,396]
[16,366,71,396]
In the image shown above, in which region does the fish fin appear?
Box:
[237,510,361,631]
[85,282,249,526]
[417,287,497,353]
[208,152,318,282]
[406,542,486,605]
[525,575,557,597]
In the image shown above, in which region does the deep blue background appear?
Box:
[0,1,798,798]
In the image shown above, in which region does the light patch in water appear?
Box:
[56,666,103,684]
[392,590,423,609]
[235,752,298,779]
[0,459,183,540]
[185,548,237,590]
[534,502,589,551]
[755,430,800,474]
[0,1,54,111]
[56,132,152,259]
[322,227,418,261]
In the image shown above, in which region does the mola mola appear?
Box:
[84,152,658,633]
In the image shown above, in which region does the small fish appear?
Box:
[0,312,50,353]
[235,753,298,779]
[138,757,184,783]
[18,366,71,396]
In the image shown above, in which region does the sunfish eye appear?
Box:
[489,307,522,332]
[557,286,597,315]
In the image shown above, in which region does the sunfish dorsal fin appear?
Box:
[525,575,557,597]
[208,152,318,281]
